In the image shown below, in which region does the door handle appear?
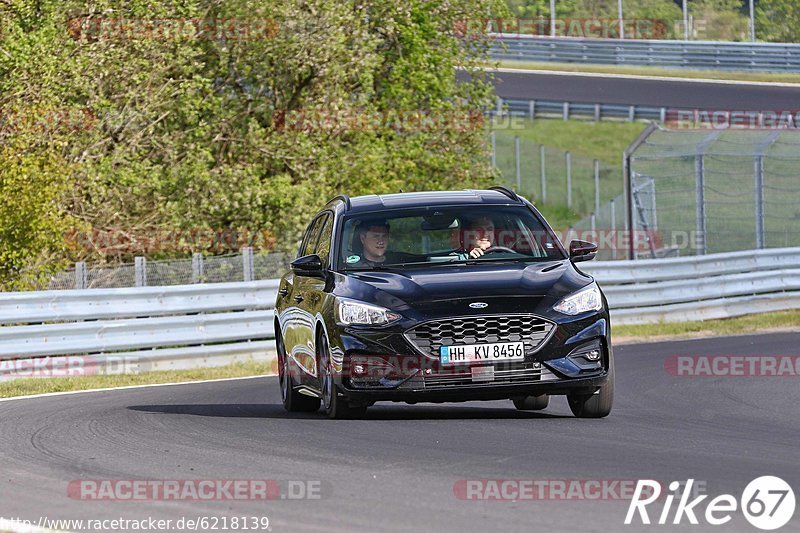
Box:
[293,294,304,303]
[278,288,289,297]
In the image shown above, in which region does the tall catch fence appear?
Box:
[575,127,800,260]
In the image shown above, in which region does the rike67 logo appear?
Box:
[625,477,796,530]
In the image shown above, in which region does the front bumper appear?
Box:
[330,313,612,404]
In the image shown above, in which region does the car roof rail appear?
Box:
[327,194,351,211]
[488,186,521,202]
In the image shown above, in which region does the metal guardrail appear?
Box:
[496,97,666,123]
[1,248,796,380]
[582,247,800,324]
[0,280,278,380]
[491,35,800,72]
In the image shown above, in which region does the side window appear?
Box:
[299,216,324,258]
[314,214,333,267]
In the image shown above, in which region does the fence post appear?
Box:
[75,262,87,290]
[540,145,547,203]
[566,151,572,209]
[135,257,147,287]
[514,137,521,192]
[610,199,617,260]
[591,213,596,233]
[490,131,496,168]
[242,247,254,282]
[754,155,765,249]
[496,97,503,117]
[192,253,204,284]
[594,159,600,215]
[694,154,707,255]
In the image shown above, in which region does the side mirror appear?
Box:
[569,240,598,263]
[291,254,325,278]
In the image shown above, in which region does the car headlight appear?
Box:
[553,283,603,315]
[336,299,402,326]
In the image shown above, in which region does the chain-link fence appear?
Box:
[30,249,292,291]
[491,130,622,219]
[574,127,800,260]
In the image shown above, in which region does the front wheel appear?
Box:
[318,333,367,420]
[278,332,320,413]
[567,357,614,418]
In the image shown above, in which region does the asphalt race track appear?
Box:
[0,332,798,532]
[466,69,800,110]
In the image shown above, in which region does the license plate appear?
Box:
[439,342,525,365]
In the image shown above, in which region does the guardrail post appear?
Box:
[755,155,765,249]
[496,97,503,117]
[660,107,667,123]
[490,131,496,168]
[540,145,547,203]
[242,247,254,282]
[594,159,600,215]
[566,151,572,209]
[628,106,635,122]
[594,104,601,122]
[135,257,147,287]
[529,100,536,120]
[562,102,569,121]
[514,137,521,192]
[192,253,204,284]
[74,262,87,290]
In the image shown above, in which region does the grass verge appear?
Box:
[613,310,800,343]
[0,359,276,399]
[2,312,798,399]
[494,60,800,84]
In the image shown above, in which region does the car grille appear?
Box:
[404,314,555,359]
[419,363,560,389]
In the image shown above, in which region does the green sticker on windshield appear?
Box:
[346,255,361,264]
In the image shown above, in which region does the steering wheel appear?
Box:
[481,246,516,254]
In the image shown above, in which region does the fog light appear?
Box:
[585,349,601,361]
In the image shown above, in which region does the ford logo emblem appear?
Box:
[469,302,489,309]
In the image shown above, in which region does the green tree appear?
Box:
[0,0,507,285]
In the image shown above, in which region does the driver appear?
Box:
[347,219,393,267]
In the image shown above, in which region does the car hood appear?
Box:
[334,261,592,314]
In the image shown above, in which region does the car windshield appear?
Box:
[338,206,565,270]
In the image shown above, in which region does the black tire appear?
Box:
[277,331,320,413]
[567,357,614,418]
[512,394,549,411]
[318,333,367,420]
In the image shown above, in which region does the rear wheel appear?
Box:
[512,394,549,411]
[567,357,614,418]
[318,333,367,420]
[277,331,320,413]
